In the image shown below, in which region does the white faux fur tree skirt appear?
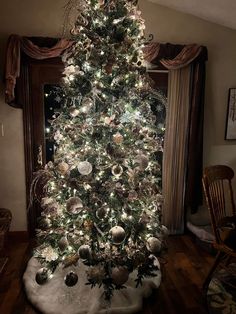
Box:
[23,257,161,314]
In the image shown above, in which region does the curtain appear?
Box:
[5,34,73,105]
[144,42,208,233]
[163,66,191,234]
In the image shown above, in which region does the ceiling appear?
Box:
[148,0,236,30]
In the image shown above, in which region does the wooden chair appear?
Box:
[202,165,236,289]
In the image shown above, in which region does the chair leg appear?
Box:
[203,251,224,290]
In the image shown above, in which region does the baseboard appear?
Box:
[8,231,29,243]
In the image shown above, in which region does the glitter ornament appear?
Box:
[35,268,50,285]
[146,237,162,253]
[110,226,126,245]
[64,271,78,287]
[78,244,92,260]
[66,197,83,214]
[111,267,129,285]
[113,132,123,144]
[77,161,93,175]
[57,162,70,175]
[111,165,123,177]
[58,236,69,252]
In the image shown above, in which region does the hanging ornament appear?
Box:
[57,162,70,175]
[39,217,52,230]
[77,161,93,175]
[146,237,162,253]
[69,107,80,117]
[134,154,149,170]
[78,244,92,260]
[111,165,123,177]
[96,206,109,219]
[58,236,69,252]
[110,226,126,245]
[64,271,78,287]
[113,132,124,144]
[35,268,50,285]
[66,197,83,214]
[111,267,129,285]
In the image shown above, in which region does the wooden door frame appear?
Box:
[17,53,64,236]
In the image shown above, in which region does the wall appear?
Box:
[0,0,236,231]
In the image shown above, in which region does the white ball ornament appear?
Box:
[78,244,92,260]
[66,197,83,214]
[110,226,126,245]
[77,161,93,175]
[111,267,129,285]
[146,237,162,253]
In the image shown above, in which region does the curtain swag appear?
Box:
[5,34,74,104]
[143,42,207,69]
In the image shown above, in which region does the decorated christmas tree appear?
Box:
[33,0,167,301]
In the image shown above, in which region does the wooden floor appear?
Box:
[0,234,214,314]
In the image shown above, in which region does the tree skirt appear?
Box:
[23,257,161,314]
[207,263,236,314]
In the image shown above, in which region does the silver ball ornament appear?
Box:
[64,271,78,287]
[111,267,129,285]
[58,236,69,252]
[77,161,93,175]
[146,237,162,253]
[35,268,50,285]
[109,226,126,245]
[78,244,91,260]
[66,197,83,214]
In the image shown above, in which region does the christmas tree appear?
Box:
[33,0,167,300]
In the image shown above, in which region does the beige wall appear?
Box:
[0,0,236,231]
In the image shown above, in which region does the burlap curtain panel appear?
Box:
[144,42,207,234]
